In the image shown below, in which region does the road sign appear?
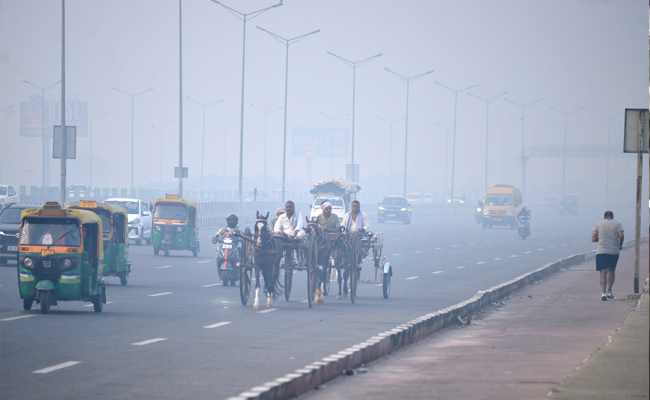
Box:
[292,128,349,157]
[623,108,649,153]
[174,167,188,178]
[52,125,76,159]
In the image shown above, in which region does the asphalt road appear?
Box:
[0,204,644,400]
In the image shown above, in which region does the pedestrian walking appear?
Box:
[591,211,624,300]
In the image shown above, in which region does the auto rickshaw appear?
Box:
[152,194,200,257]
[17,201,106,314]
[66,201,132,285]
[559,195,579,216]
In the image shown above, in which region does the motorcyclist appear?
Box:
[212,214,241,244]
[518,205,531,219]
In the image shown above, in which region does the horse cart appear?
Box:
[358,231,392,299]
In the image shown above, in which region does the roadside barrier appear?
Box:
[225,237,648,400]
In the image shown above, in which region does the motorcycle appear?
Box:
[517,215,531,239]
[214,232,240,287]
[474,203,484,225]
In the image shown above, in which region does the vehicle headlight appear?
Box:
[507,209,512,215]
[176,226,183,232]
[476,208,482,212]
[23,257,34,268]
[62,258,72,268]
[378,206,385,210]
[447,199,451,203]
[131,218,141,225]
[154,225,161,232]
[401,208,407,211]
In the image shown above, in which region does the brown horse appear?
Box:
[304,219,332,304]
[252,211,283,309]
[330,228,362,299]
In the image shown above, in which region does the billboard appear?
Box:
[292,128,349,157]
[20,95,88,137]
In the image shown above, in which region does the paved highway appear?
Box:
[0,204,643,399]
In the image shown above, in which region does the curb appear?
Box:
[226,237,648,400]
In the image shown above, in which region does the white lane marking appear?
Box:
[1,315,37,322]
[452,245,459,248]
[484,241,490,243]
[201,283,221,287]
[581,241,587,243]
[415,251,424,254]
[33,361,80,374]
[155,265,173,269]
[550,246,556,248]
[434,247,443,250]
[456,266,465,269]
[432,271,444,274]
[258,308,278,314]
[392,254,401,256]
[538,248,545,251]
[148,292,172,297]
[571,242,577,245]
[405,276,419,280]
[493,258,502,261]
[510,255,518,258]
[132,338,167,346]
[476,261,485,265]
[300,300,308,303]
[204,321,231,329]
[561,244,567,246]
[197,260,212,264]
[524,251,531,254]
[84,302,113,307]
[469,242,475,245]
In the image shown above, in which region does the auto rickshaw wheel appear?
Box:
[23,298,33,310]
[120,271,129,285]
[164,248,170,257]
[40,291,50,314]
[154,248,160,256]
[93,289,104,313]
[146,237,151,245]
[192,247,198,257]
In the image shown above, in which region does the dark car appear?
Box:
[0,203,40,265]
[378,195,411,224]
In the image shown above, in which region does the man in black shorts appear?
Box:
[592,211,624,301]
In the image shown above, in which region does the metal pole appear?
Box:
[131,96,134,189]
[389,122,393,194]
[42,88,46,188]
[238,18,246,202]
[633,112,643,294]
[606,117,611,206]
[521,108,525,194]
[485,102,489,193]
[450,92,458,209]
[445,127,449,193]
[201,104,206,190]
[351,66,356,166]
[281,42,289,203]
[178,0,183,198]
[160,124,164,184]
[403,81,410,197]
[263,110,267,187]
[561,113,567,197]
[60,0,66,205]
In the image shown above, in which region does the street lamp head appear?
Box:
[373,53,383,58]
[272,1,283,8]
[310,30,321,35]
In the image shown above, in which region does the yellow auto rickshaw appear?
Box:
[152,194,200,257]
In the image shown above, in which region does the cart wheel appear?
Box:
[307,230,317,308]
[164,248,170,257]
[193,247,198,257]
[350,234,361,304]
[23,298,33,311]
[120,271,129,286]
[284,268,293,301]
[93,288,104,313]
[382,272,391,299]
[40,291,50,314]
[154,248,160,256]
[240,267,252,306]
[323,269,331,296]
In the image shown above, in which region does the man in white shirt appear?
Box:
[274,201,305,240]
[591,210,624,301]
[342,200,369,233]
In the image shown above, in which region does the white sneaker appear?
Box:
[601,292,607,301]
[606,290,614,299]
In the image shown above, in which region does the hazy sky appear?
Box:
[0,0,647,201]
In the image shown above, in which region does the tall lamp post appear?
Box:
[491,121,519,183]
[23,80,60,188]
[112,86,153,189]
[549,105,583,197]
[467,90,508,193]
[318,111,349,178]
[593,111,623,206]
[377,116,405,195]
[89,112,109,187]
[209,0,283,202]
[385,68,433,197]
[503,97,542,196]
[187,97,223,190]
[434,121,461,195]
[435,81,478,206]
[159,118,178,184]
[251,104,282,188]
[258,26,320,202]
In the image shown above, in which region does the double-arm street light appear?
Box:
[549,105,583,197]
[187,97,223,190]
[209,0,283,202]
[593,111,624,206]
[89,112,109,187]
[23,79,61,187]
[251,104,282,188]
[385,68,433,197]
[258,26,320,202]
[467,90,508,193]
[112,86,153,189]
[378,116,405,195]
[503,97,542,196]
[436,81,478,206]
[329,52,382,172]
[318,111,349,178]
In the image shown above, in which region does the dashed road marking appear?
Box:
[1,315,37,322]
[148,292,172,297]
[258,308,278,314]
[201,283,221,287]
[155,265,173,269]
[204,321,231,329]
[392,254,401,256]
[581,241,587,243]
[456,266,465,269]
[132,338,167,346]
[493,258,502,261]
[538,248,545,251]
[452,245,459,248]
[524,251,531,254]
[432,271,444,274]
[484,241,490,243]
[510,255,518,257]
[84,302,113,307]
[197,260,212,264]
[415,251,424,254]
[550,246,556,248]
[571,242,577,245]
[33,361,81,374]
[406,276,419,280]
[476,261,485,265]
[561,244,567,246]
[469,242,475,245]
[434,247,443,250]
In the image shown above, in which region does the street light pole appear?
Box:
[89,112,109,187]
[385,68,433,197]
[378,116,405,195]
[467,91,508,193]
[258,26,320,202]
[503,97,542,196]
[318,111,349,178]
[113,86,153,189]
[435,81,478,207]
[187,97,223,191]
[593,111,623,206]
[23,80,60,188]
[251,104,282,188]
[434,121,461,195]
[549,106,583,197]
[160,118,178,185]
[209,1,283,202]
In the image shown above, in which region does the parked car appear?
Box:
[104,198,153,245]
[0,203,40,265]
[0,185,19,208]
[447,194,468,204]
[378,195,411,224]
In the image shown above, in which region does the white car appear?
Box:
[104,198,152,245]
[406,192,421,205]
[0,185,19,208]
[309,196,347,221]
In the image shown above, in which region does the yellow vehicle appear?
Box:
[482,184,523,229]
[152,195,200,257]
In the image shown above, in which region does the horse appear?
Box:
[330,228,362,300]
[252,211,283,309]
[304,218,332,304]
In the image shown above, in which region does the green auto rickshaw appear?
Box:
[152,194,200,257]
[66,201,132,285]
[17,201,106,314]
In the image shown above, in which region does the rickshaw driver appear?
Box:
[342,200,369,233]
[212,214,241,244]
[317,201,340,232]
[39,223,80,246]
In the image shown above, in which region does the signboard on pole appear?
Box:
[623,108,649,153]
[292,128,349,157]
[53,125,76,159]
[20,97,88,137]
[174,167,188,178]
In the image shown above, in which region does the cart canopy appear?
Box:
[310,179,361,195]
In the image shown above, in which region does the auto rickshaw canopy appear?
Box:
[153,196,199,227]
[65,201,129,243]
